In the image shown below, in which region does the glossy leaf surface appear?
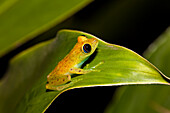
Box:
[0,30,169,113]
[105,28,170,113]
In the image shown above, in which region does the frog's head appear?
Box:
[78,35,98,59]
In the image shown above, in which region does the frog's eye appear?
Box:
[83,44,91,53]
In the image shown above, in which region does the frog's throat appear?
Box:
[76,57,89,68]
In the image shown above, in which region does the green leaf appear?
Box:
[104,27,170,113]
[0,30,169,113]
[0,0,92,56]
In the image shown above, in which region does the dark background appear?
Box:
[1,0,170,113]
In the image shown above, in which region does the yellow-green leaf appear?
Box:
[104,27,170,113]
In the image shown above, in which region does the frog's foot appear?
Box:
[83,61,104,72]
[84,61,104,69]
[91,61,104,69]
[46,78,82,91]
[46,83,70,91]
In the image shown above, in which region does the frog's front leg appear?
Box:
[69,68,99,74]
[70,61,104,74]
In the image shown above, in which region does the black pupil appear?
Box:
[83,44,91,53]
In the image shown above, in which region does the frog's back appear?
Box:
[55,47,81,75]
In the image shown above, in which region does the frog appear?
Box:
[46,35,103,91]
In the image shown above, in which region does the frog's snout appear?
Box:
[93,40,97,43]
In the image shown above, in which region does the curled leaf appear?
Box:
[0,30,169,113]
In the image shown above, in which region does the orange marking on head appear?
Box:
[78,36,87,42]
